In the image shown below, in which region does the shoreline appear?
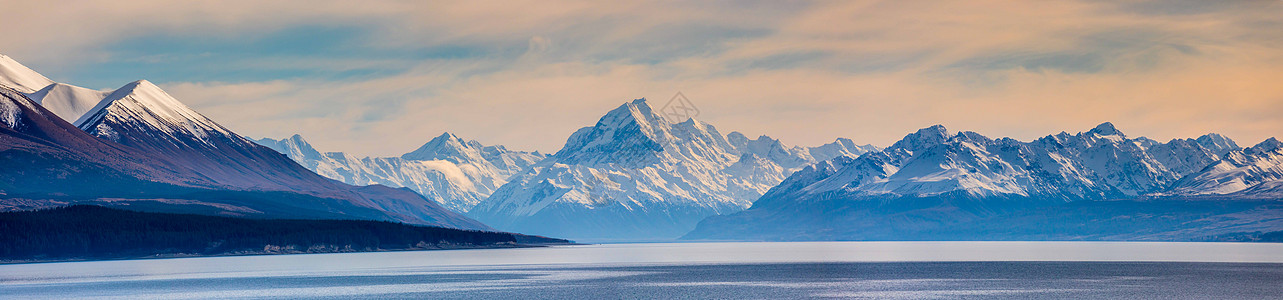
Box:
[0,242,582,265]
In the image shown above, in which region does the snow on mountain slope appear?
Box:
[1168,138,1283,197]
[684,123,1257,241]
[807,137,880,162]
[0,55,488,230]
[823,123,1239,200]
[256,133,546,212]
[1,86,432,225]
[468,99,874,240]
[25,83,109,124]
[0,85,214,193]
[751,124,1132,205]
[0,54,54,93]
[0,54,109,124]
[76,80,231,141]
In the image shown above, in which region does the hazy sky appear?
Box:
[2,0,1280,156]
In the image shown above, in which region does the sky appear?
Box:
[2,0,1280,156]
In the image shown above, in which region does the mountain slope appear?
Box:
[1167,138,1283,198]
[0,54,110,124]
[468,99,877,240]
[0,54,54,94]
[75,79,349,192]
[683,123,1276,241]
[256,133,546,212]
[0,55,487,230]
[0,86,203,196]
[26,83,109,124]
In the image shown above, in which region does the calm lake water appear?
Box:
[2,242,1282,299]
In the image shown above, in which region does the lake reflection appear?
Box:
[2,242,1281,299]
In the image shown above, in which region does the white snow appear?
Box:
[0,54,121,124]
[1168,139,1283,197]
[255,133,546,213]
[0,85,49,129]
[0,54,55,93]
[75,80,232,142]
[757,123,1254,208]
[25,83,110,124]
[468,98,877,239]
[0,91,20,128]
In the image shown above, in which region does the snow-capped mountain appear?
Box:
[0,85,200,194]
[467,98,878,240]
[255,133,546,212]
[0,54,109,124]
[0,54,54,94]
[1167,138,1283,198]
[0,54,487,230]
[683,123,1279,241]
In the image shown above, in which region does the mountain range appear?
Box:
[3,52,1281,243]
[0,54,486,230]
[467,99,879,240]
[254,133,545,212]
[683,123,1283,241]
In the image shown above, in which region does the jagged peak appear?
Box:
[726,131,749,144]
[431,132,473,148]
[402,131,480,161]
[435,131,461,141]
[921,124,948,134]
[1086,122,1124,137]
[600,98,664,129]
[890,124,951,151]
[951,131,993,144]
[256,134,326,161]
[1195,133,1239,152]
[283,134,318,152]
[1248,137,1282,154]
[557,99,669,151]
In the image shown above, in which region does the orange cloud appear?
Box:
[6,0,1279,155]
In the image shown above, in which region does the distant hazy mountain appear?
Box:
[683,123,1283,241]
[0,54,487,230]
[1167,138,1283,199]
[467,99,878,240]
[255,133,546,212]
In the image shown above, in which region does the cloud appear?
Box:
[7,0,1282,155]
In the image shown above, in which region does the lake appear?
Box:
[2,242,1282,299]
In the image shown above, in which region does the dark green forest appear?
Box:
[0,205,569,261]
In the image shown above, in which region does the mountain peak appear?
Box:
[890,124,951,151]
[74,78,229,141]
[553,98,670,166]
[1087,122,1124,137]
[434,131,463,141]
[402,132,478,161]
[256,134,326,162]
[283,133,305,144]
[1195,133,1239,153]
[1249,137,1282,154]
[0,54,55,93]
[608,98,663,127]
[952,131,993,144]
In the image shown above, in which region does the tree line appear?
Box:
[0,205,566,261]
